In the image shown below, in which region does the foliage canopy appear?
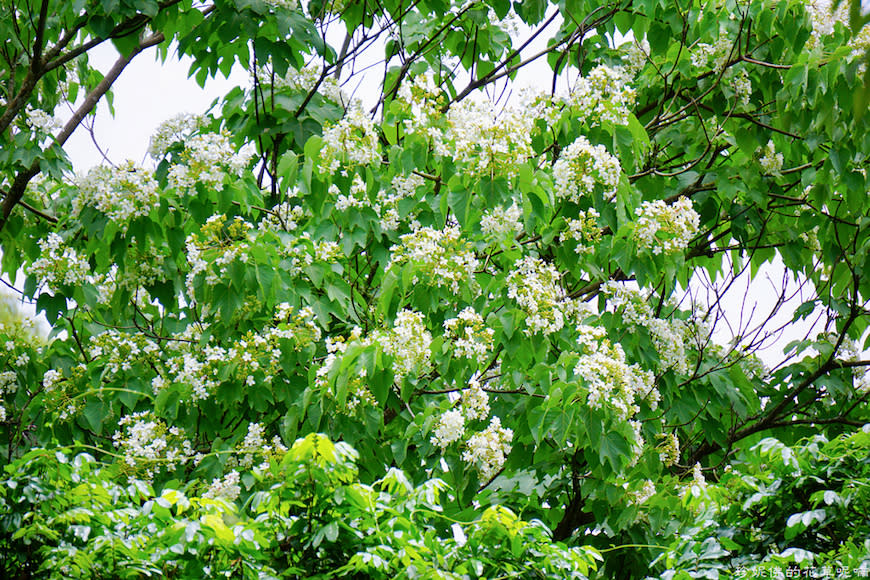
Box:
[1,0,869,578]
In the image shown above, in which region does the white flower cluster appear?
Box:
[431,409,465,447]
[443,307,494,366]
[0,370,19,423]
[395,72,443,140]
[564,65,637,126]
[274,231,342,277]
[444,98,535,178]
[633,197,700,255]
[730,69,752,106]
[552,136,622,204]
[461,416,513,481]
[386,225,480,294]
[461,376,491,421]
[168,131,255,192]
[88,329,160,376]
[376,309,433,380]
[203,470,241,501]
[805,0,870,65]
[113,411,194,482]
[74,161,160,227]
[330,171,425,231]
[631,480,657,505]
[148,113,204,158]
[561,208,602,254]
[604,282,691,375]
[573,324,657,421]
[27,233,90,293]
[622,38,651,76]
[690,35,733,71]
[255,63,344,106]
[25,105,62,134]
[480,203,523,243]
[321,104,380,171]
[430,375,512,481]
[258,202,307,232]
[314,327,376,411]
[316,310,432,410]
[184,215,253,298]
[153,305,320,402]
[231,422,288,470]
[656,432,680,467]
[506,256,568,336]
[758,139,783,176]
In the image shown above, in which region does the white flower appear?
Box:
[758,139,783,176]
[27,233,91,293]
[506,257,567,336]
[481,203,523,242]
[552,136,622,203]
[633,197,700,255]
[74,161,160,227]
[431,409,466,447]
[203,470,241,501]
[462,416,513,480]
[386,225,480,295]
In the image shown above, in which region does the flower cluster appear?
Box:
[316,310,432,411]
[387,225,480,294]
[656,432,680,467]
[168,131,255,192]
[314,327,375,411]
[430,375,512,481]
[431,409,465,447]
[444,98,535,178]
[320,104,380,171]
[148,113,204,158]
[255,63,345,106]
[758,139,783,176]
[88,330,160,376]
[627,479,657,506]
[184,215,253,297]
[561,208,602,254]
[27,233,91,293]
[331,171,425,232]
[690,35,733,71]
[151,305,320,402]
[443,307,494,366]
[25,105,62,134]
[258,202,307,232]
[729,69,752,106]
[0,370,19,423]
[275,231,342,277]
[113,411,194,482]
[506,257,567,336]
[375,309,433,380]
[564,65,637,126]
[203,470,241,501]
[552,136,622,204]
[74,161,160,228]
[480,202,523,244]
[461,416,513,481]
[633,197,700,255]
[394,72,444,140]
[806,0,870,65]
[573,324,657,421]
[231,422,288,470]
[604,282,691,374]
[622,38,651,76]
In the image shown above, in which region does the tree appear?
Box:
[1,0,869,577]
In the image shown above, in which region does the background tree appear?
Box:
[1,0,869,578]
